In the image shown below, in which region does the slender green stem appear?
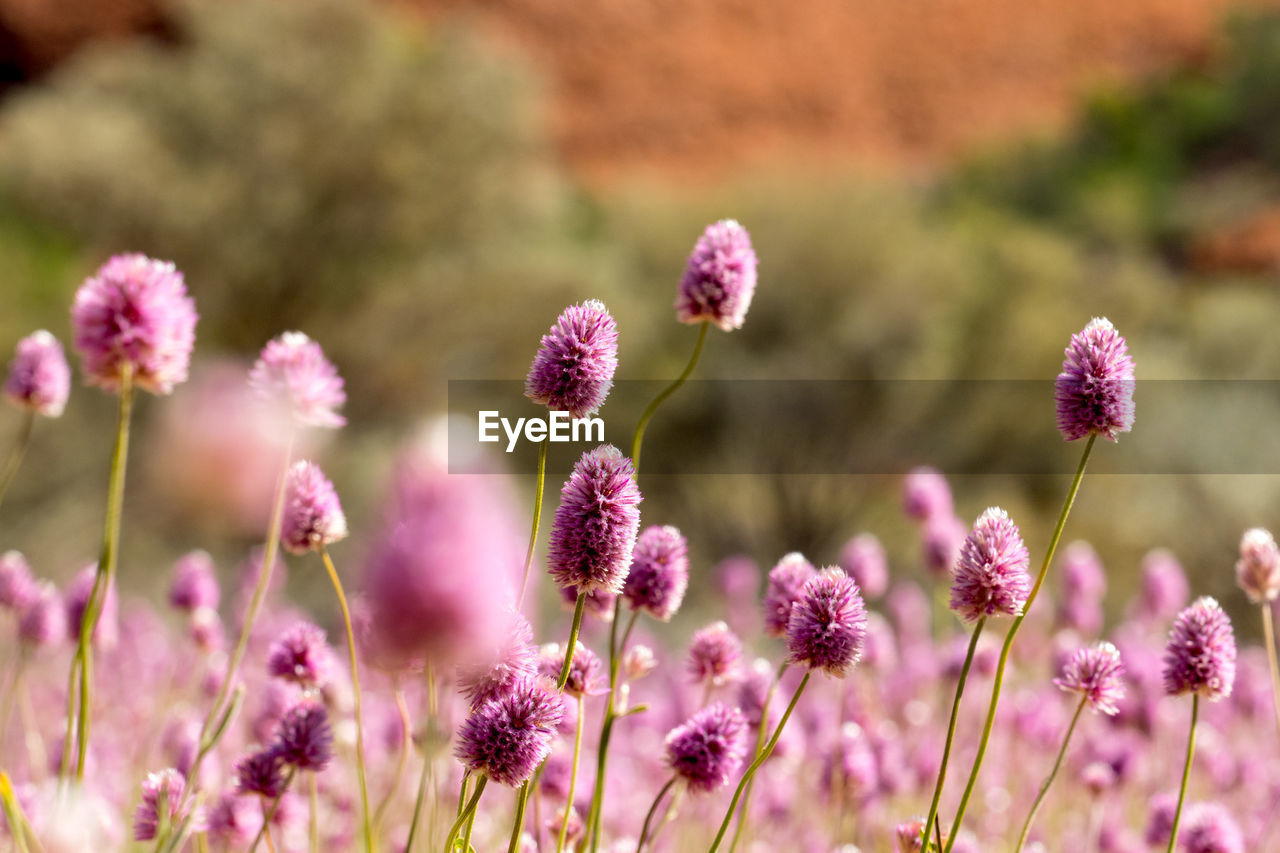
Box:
[1261,605,1280,745]
[586,605,639,852]
[0,410,34,511]
[506,781,530,853]
[249,769,297,853]
[64,367,134,780]
[708,672,812,852]
[309,773,320,853]
[555,694,586,853]
[404,747,434,853]
[943,434,1096,852]
[920,618,986,851]
[374,683,412,835]
[1166,695,1199,853]
[630,322,709,475]
[634,776,677,853]
[557,594,587,690]
[320,547,374,853]
[517,439,548,609]
[192,433,295,782]
[404,662,439,852]
[444,777,487,853]
[1014,696,1088,851]
[727,662,788,853]
[0,771,32,853]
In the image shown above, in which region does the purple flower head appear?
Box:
[267,622,336,688]
[1055,641,1126,715]
[1163,597,1236,701]
[538,642,602,697]
[5,330,70,417]
[1081,761,1117,796]
[1138,548,1189,620]
[133,768,205,841]
[546,445,642,596]
[1180,802,1243,853]
[737,658,775,728]
[687,621,743,686]
[623,524,689,621]
[922,514,966,578]
[763,552,816,638]
[902,466,953,522]
[623,644,657,681]
[168,550,220,612]
[1057,540,1107,633]
[786,567,868,677]
[664,702,747,793]
[949,508,1031,623]
[206,794,263,847]
[235,747,287,798]
[454,676,564,787]
[457,612,538,708]
[0,551,36,611]
[18,581,65,648]
[839,533,888,600]
[524,300,619,418]
[65,564,118,650]
[249,331,346,428]
[1055,317,1135,442]
[273,699,334,771]
[280,461,348,555]
[676,220,757,331]
[1145,793,1179,847]
[71,254,197,395]
[1235,527,1280,604]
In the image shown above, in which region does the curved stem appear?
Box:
[506,781,531,853]
[634,776,677,853]
[1166,695,1199,853]
[1261,604,1280,745]
[517,439,548,609]
[374,683,412,835]
[920,618,985,850]
[943,434,1096,852]
[192,432,295,781]
[0,410,34,511]
[320,547,373,853]
[586,605,639,852]
[557,594,587,690]
[1014,696,1087,851]
[630,322,708,475]
[444,777,487,853]
[727,662,788,853]
[556,694,586,853]
[708,672,811,852]
[65,367,134,780]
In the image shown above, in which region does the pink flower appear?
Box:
[249,332,345,428]
[4,330,70,416]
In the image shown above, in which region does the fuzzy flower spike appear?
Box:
[1054,317,1135,442]
[547,444,642,597]
[949,508,1032,624]
[5,330,70,417]
[280,461,348,554]
[524,300,619,419]
[249,331,346,429]
[676,219,758,331]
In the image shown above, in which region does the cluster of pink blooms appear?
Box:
[0,225,1269,853]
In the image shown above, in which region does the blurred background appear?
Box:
[3,0,1280,637]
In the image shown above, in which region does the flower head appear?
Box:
[454,677,564,787]
[18,581,65,648]
[762,552,816,638]
[206,794,263,847]
[1137,548,1189,620]
[949,508,1031,623]
[1054,641,1126,715]
[457,612,538,708]
[623,525,689,621]
[1235,527,1280,604]
[249,332,346,428]
[538,641,602,697]
[71,254,196,394]
[133,768,205,841]
[1163,597,1236,701]
[675,220,758,331]
[902,466,953,522]
[687,621,742,685]
[267,622,336,688]
[1055,317,1135,442]
[0,551,36,611]
[235,747,287,798]
[273,700,334,771]
[5,330,70,417]
[65,564,117,650]
[839,534,889,600]
[1180,802,1243,853]
[786,568,868,677]
[168,550,220,612]
[280,461,348,554]
[664,702,747,793]
[546,445,642,596]
[524,300,619,419]
[922,514,966,578]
